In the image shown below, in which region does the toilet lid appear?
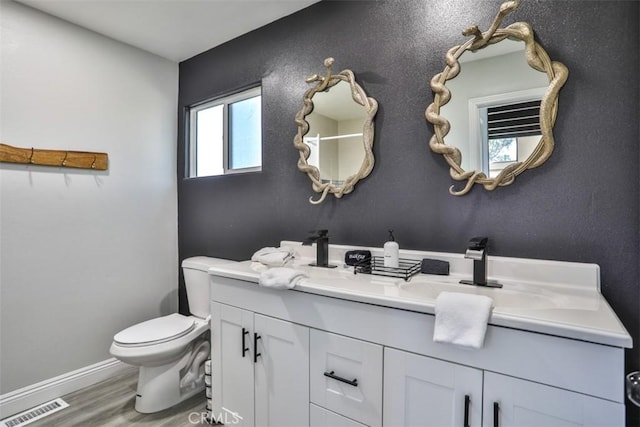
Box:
[114,313,195,346]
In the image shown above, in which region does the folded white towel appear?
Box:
[259,267,308,290]
[433,291,493,349]
[251,247,294,267]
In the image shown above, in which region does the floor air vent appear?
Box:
[1,398,69,427]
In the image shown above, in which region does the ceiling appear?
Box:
[16,0,320,62]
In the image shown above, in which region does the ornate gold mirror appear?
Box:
[426,0,568,195]
[294,58,378,204]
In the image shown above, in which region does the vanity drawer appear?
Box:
[310,403,367,427]
[310,329,382,427]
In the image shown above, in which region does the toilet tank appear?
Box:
[182,256,234,319]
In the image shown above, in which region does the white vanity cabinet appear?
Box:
[210,302,310,427]
[209,254,629,427]
[383,347,623,427]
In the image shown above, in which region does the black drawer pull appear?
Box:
[323,370,358,387]
[464,394,470,427]
[254,333,262,363]
[493,401,500,427]
[242,328,249,358]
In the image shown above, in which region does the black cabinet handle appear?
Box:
[241,328,249,358]
[253,333,261,363]
[493,402,500,427]
[323,371,358,387]
[464,394,470,427]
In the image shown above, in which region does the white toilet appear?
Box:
[110,256,233,413]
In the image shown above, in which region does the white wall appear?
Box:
[0,0,179,394]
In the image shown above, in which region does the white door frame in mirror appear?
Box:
[425,0,568,196]
[294,58,378,204]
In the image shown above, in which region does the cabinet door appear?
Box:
[383,347,483,427]
[254,314,309,427]
[210,302,255,426]
[483,372,625,427]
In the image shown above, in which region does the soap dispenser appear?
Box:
[384,230,399,268]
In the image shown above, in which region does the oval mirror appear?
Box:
[294,58,378,204]
[426,0,568,195]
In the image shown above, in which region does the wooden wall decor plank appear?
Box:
[0,143,108,171]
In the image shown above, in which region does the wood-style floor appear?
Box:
[26,367,210,426]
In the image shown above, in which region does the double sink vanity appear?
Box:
[208,241,632,427]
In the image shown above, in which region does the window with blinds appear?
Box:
[487,100,541,139]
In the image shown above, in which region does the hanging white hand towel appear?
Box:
[259,267,308,290]
[433,291,493,349]
[251,247,294,266]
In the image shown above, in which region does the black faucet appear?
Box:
[307,230,337,268]
[460,237,502,288]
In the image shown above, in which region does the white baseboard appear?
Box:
[0,358,132,418]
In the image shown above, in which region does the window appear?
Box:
[476,97,543,178]
[486,100,541,140]
[487,137,518,178]
[188,86,262,177]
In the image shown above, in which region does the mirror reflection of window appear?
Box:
[488,138,517,177]
[482,99,542,177]
[489,138,517,162]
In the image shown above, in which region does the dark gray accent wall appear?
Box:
[178,1,639,423]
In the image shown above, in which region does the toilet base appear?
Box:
[133,339,209,413]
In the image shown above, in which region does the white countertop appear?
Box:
[207,242,633,348]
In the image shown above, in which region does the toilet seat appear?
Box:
[114,313,195,347]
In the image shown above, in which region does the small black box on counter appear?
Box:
[345,250,372,266]
[421,258,450,275]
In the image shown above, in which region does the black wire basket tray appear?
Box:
[354,256,421,281]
